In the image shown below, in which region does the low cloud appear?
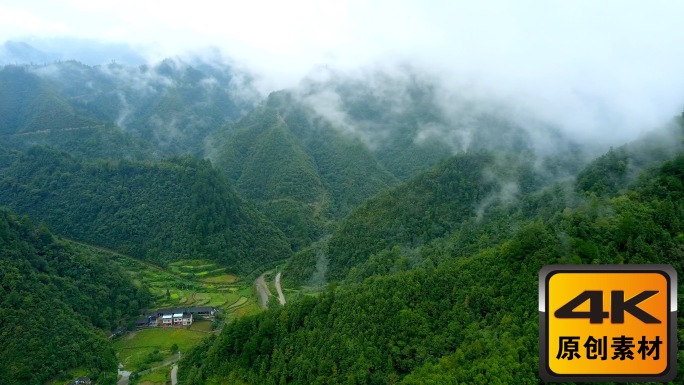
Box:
[308,247,328,288]
[3,1,684,151]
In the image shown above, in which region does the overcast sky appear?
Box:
[2,1,684,142]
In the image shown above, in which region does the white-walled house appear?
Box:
[136,306,215,327]
[162,314,173,327]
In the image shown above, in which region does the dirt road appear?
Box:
[171,364,178,385]
[275,272,286,305]
[117,368,131,385]
[255,272,271,309]
[136,353,181,376]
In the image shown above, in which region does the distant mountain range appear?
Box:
[0,57,260,154]
[0,38,146,65]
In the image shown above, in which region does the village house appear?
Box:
[67,377,91,385]
[136,306,215,328]
[161,314,173,327]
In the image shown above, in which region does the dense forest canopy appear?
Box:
[0,208,148,385]
[0,59,259,155]
[180,127,684,384]
[0,50,683,385]
[207,91,400,250]
[0,146,292,273]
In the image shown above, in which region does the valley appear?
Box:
[66,241,294,385]
[0,40,683,384]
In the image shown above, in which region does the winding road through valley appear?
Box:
[255,271,286,309]
[275,272,286,305]
[255,272,272,309]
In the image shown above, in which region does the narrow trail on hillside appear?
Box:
[9,124,105,136]
[65,239,168,274]
[275,272,286,305]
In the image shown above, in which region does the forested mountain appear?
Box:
[207,91,400,249]
[284,118,684,285]
[0,38,146,66]
[2,39,683,384]
[0,147,291,273]
[0,65,156,160]
[2,123,158,161]
[0,208,148,385]
[0,58,259,156]
[205,67,593,252]
[296,66,585,180]
[37,58,259,153]
[0,60,590,255]
[320,150,545,281]
[0,65,100,135]
[179,125,684,384]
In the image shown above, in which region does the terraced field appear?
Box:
[65,241,265,383]
[73,246,260,316]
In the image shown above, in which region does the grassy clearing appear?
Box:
[227,296,249,309]
[202,273,239,284]
[105,254,248,310]
[114,328,205,372]
[137,366,171,384]
[46,367,89,385]
[189,320,214,332]
[233,302,262,317]
[168,260,228,279]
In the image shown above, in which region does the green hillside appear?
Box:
[286,120,684,285]
[576,117,684,197]
[0,65,161,161]
[319,150,546,281]
[0,208,148,385]
[0,65,99,135]
[297,68,581,180]
[208,91,399,249]
[3,52,683,384]
[34,59,259,154]
[179,140,684,385]
[0,147,291,273]
[3,123,158,161]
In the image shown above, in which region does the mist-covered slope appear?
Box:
[39,58,259,153]
[179,143,684,384]
[206,65,595,251]
[576,115,684,196]
[0,147,291,273]
[283,118,684,284]
[208,91,400,249]
[321,150,539,281]
[287,148,576,283]
[0,38,147,66]
[0,65,100,135]
[296,66,586,180]
[0,65,157,160]
[0,208,148,385]
[0,58,260,156]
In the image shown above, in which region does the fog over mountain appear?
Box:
[2,1,684,152]
[0,37,146,65]
[4,3,684,384]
